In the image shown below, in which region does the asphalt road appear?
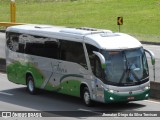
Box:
[0,73,160,120]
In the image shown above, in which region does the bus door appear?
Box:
[90,54,105,102]
[86,44,105,102]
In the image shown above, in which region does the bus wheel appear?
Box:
[27,76,36,94]
[83,87,93,107]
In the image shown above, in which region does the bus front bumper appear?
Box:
[104,89,150,103]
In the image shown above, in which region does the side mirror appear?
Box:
[144,49,155,81]
[144,49,155,65]
[93,51,106,69]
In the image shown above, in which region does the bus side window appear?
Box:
[44,41,59,59]
[86,44,104,79]
[95,56,104,79]
[25,42,44,56]
[85,44,99,73]
[60,40,87,69]
[25,35,59,59]
[6,32,23,52]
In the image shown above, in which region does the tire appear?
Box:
[27,75,36,94]
[83,87,93,107]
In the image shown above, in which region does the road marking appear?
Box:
[144,100,160,104]
[78,108,102,115]
[0,91,14,96]
[78,108,121,118]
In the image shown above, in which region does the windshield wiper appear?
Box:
[119,51,140,84]
[127,66,140,82]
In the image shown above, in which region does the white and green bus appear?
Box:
[6,24,155,106]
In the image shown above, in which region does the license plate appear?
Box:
[127,96,135,100]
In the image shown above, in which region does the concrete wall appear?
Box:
[0,58,6,73]
[150,81,160,99]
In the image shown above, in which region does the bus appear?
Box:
[5,24,155,106]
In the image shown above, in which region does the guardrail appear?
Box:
[0,22,25,27]
[150,82,160,99]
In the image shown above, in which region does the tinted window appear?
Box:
[60,40,87,69]
[25,35,59,59]
[44,41,59,59]
[25,42,44,56]
[86,44,105,79]
[6,32,25,53]
[86,44,99,73]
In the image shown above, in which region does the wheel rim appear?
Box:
[84,91,90,105]
[28,79,34,92]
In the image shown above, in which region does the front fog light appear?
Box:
[145,94,149,97]
[110,97,114,101]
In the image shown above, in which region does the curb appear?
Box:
[0,30,5,33]
[141,41,160,46]
[0,58,6,73]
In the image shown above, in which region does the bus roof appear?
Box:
[6,24,142,50]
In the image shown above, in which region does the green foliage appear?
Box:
[0,0,160,42]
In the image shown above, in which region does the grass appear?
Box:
[0,0,160,42]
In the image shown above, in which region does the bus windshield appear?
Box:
[101,48,149,86]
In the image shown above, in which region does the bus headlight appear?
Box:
[144,86,150,90]
[109,90,114,93]
[145,94,149,97]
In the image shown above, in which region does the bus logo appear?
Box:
[2,112,11,118]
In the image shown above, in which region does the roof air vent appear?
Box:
[34,25,52,29]
[76,27,98,31]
